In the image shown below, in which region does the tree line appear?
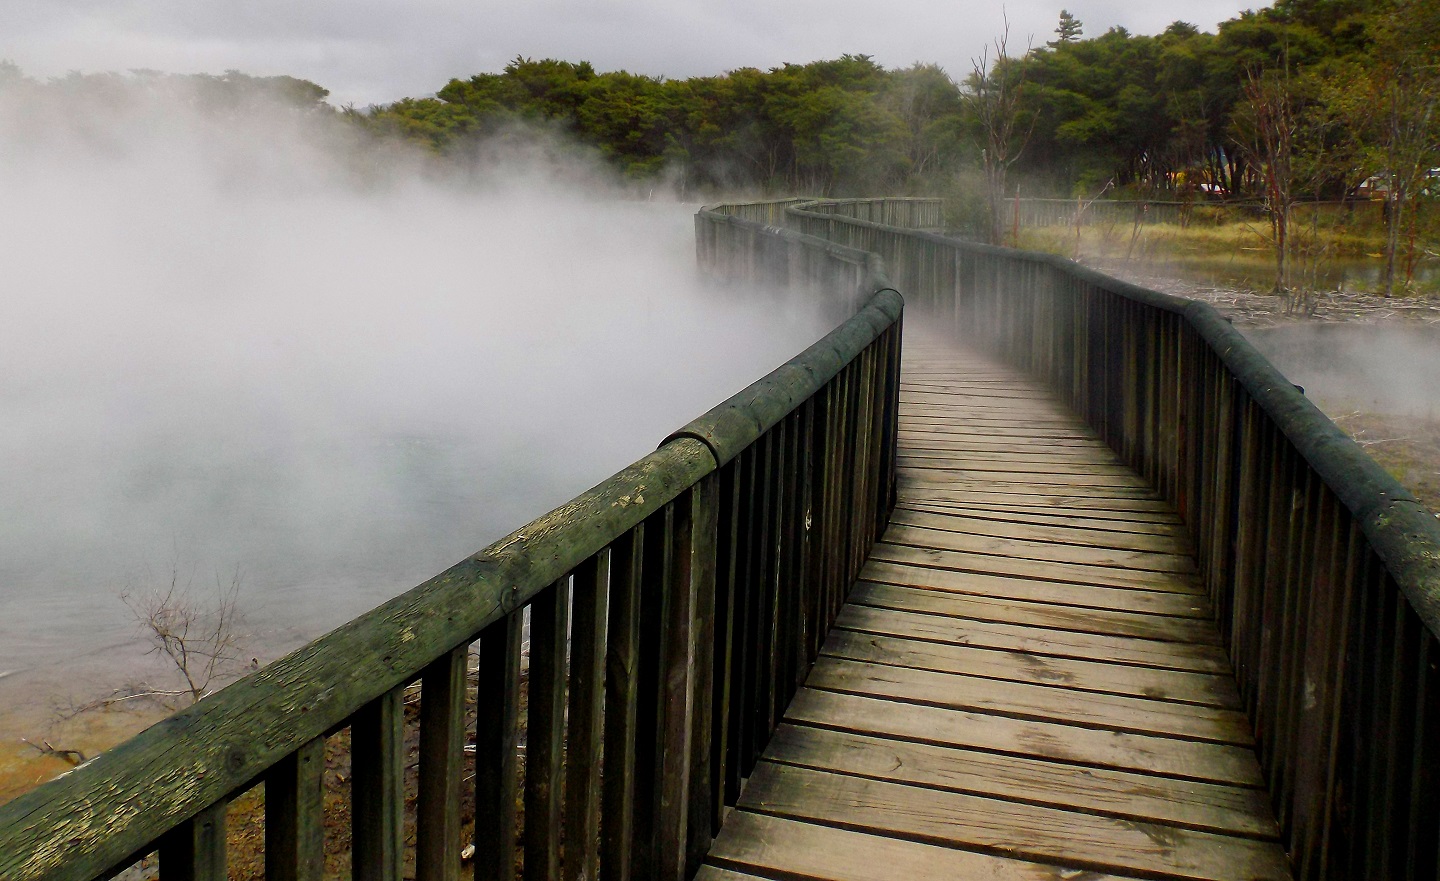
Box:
[4,0,1434,289]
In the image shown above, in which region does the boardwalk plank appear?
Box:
[899,443,1123,462]
[887,507,1192,554]
[847,581,1219,644]
[882,522,1197,573]
[834,605,1230,673]
[706,336,1288,881]
[822,630,1242,709]
[786,689,1265,785]
[739,763,1291,881]
[858,558,1212,617]
[762,725,1276,837]
[893,501,1185,534]
[898,472,1157,498]
[803,656,1254,744]
[704,811,1132,881]
[870,542,1205,594]
[898,456,1139,478]
[896,487,1179,514]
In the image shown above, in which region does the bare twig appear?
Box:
[21,738,87,766]
[118,566,247,707]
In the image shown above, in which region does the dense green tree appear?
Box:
[1051,10,1084,46]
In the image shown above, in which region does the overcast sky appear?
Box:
[5,0,1265,107]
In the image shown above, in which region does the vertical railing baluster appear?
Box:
[159,801,227,881]
[711,460,741,818]
[475,612,524,881]
[632,507,673,880]
[565,552,609,881]
[602,528,644,881]
[352,688,404,881]
[750,434,776,758]
[685,476,721,876]
[266,738,325,881]
[657,490,698,881]
[417,645,468,881]
[526,578,572,881]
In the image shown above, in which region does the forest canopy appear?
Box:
[3,0,1434,230]
[355,0,1436,207]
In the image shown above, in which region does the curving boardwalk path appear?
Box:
[697,335,1292,881]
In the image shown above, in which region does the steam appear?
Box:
[1246,324,1440,421]
[0,72,827,720]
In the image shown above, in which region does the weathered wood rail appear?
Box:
[0,211,904,881]
[696,336,1292,881]
[2,195,1437,881]
[776,197,1440,880]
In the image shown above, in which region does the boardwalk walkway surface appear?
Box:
[697,335,1293,881]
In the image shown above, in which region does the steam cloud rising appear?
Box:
[0,74,828,724]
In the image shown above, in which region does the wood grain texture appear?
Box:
[803,656,1254,744]
[847,581,1220,644]
[822,629,1243,709]
[762,724,1276,836]
[706,811,1132,881]
[266,739,325,881]
[886,507,1192,554]
[857,558,1211,618]
[785,689,1264,784]
[869,542,1205,595]
[739,762,1290,881]
[704,340,1290,881]
[882,522,1197,573]
[835,601,1230,673]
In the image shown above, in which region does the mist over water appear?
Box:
[1246,324,1440,420]
[0,78,828,724]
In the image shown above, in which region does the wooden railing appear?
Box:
[789,197,943,230]
[1009,197,1384,229]
[781,198,1440,881]
[0,207,904,881]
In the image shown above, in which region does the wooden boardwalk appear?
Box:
[697,337,1293,881]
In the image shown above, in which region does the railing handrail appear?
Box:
[781,198,1440,635]
[778,196,1440,878]
[0,202,910,881]
[0,439,716,881]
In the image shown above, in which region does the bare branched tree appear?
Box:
[1234,66,1298,294]
[119,568,246,707]
[964,14,1036,245]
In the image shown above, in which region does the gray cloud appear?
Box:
[6,0,1262,105]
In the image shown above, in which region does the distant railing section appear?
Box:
[795,197,943,230]
[0,206,904,881]
[708,197,941,231]
[1010,197,1387,229]
[780,198,1440,881]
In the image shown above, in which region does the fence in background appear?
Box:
[1011,197,1388,229]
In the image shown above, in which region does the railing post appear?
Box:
[601,528,644,881]
[474,612,524,881]
[565,552,610,881]
[159,801,227,881]
[417,645,468,881]
[525,578,572,881]
[685,475,721,877]
[352,688,404,881]
[266,738,325,881]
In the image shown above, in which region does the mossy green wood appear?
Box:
[0,439,716,881]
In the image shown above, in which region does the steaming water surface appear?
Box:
[1245,324,1440,419]
[0,180,829,732]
